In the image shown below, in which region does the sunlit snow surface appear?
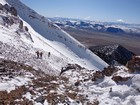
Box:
[1,0,140,105]
[1,0,108,71]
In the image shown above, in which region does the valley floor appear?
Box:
[63,28,140,55]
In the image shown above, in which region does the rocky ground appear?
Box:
[0,59,96,105]
[0,56,140,105]
[0,1,140,105]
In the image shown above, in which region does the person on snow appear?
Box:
[36,51,39,59]
[40,52,43,59]
[109,87,112,92]
[48,52,51,58]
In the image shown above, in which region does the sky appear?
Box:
[21,0,140,24]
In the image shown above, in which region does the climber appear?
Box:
[109,87,112,92]
[36,51,39,59]
[48,52,51,58]
[40,52,43,59]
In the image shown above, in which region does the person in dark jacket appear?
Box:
[36,51,39,59]
[40,52,43,59]
[48,52,51,58]
[109,87,112,92]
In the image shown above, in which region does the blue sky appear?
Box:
[21,0,140,24]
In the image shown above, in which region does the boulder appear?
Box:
[126,56,140,73]
[112,76,130,83]
[10,7,17,16]
[0,3,3,10]
[3,4,10,12]
[19,20,23,29]
[35,96,45,104]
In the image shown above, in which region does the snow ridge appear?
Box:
[4,0,108,70]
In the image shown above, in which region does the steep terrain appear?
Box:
[0,0,140,105]
[0,0,108,71]
[1,57,140,105]
[89,44,135,65]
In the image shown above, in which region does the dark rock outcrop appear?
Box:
[60,64,83,75]
[19,20,23,29]
[3,4,10,12]
[35,96,45,104]
[10,7,17,16]
[112,76,130,83]
[24,26,28,32]
[89,44,135,65]
[0,3,3,10]
[126,56,140,73]
[103,66,117,76]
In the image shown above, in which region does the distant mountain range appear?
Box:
[49,17,140,36]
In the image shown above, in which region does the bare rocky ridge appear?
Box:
[89,44,135,65]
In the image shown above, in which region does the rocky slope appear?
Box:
[0,0,140,105]
[89,44,135,65]
[1,57,140,105]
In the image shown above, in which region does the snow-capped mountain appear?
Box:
[50,17,140,36]
[0,0,108,72]
[0,1,140,105]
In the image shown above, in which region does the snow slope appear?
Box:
[1,1,140,105]
[2,0,108,70]
[0,3,68,74]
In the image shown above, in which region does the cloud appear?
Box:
[84,16,91,20]
[54,15,60,17]
[117,19,125,23]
